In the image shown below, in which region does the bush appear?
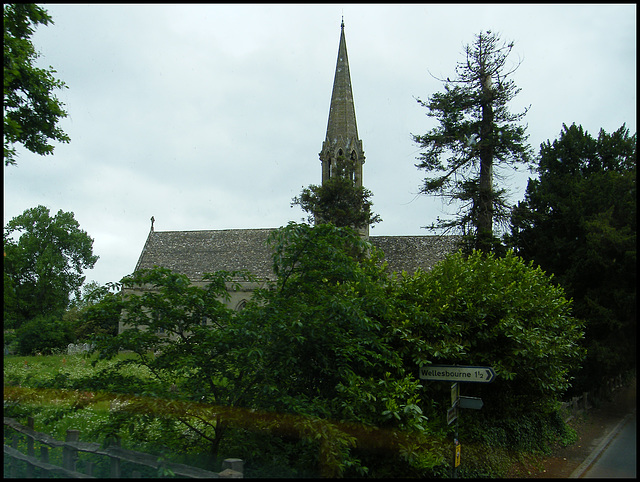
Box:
[396,250,586,418]
[463,410,566,455]
[15,314,74,355]
[3,329,18,354]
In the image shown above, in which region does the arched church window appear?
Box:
[236,300,247,311]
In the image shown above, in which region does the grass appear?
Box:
[3,352,221,478]
[4,352,150,387]
[4,352,164,470]
[5,352,135,374]
[3,352,153,435]
[4,354,584,478]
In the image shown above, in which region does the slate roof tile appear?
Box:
[133,228,459,281]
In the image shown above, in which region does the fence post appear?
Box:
[41,445,50,478]
[63,429,80,472]
[109,436,121,478]
[222,458,244,476]
[11,434,19,478]
[26,417,35,478]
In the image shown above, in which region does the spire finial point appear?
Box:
[341,15,344,29]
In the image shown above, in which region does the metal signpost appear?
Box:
[420,365,496,477]
[447,405,458,425]
[451,382,459,407]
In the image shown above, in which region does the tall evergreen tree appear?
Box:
[508,123,636,393]
[412,30,532,252]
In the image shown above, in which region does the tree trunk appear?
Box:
[210,418,226,463]
[477,72,494,253]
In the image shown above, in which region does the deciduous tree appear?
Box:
[4,205,98,328]
[90,224,441,477]
[4,3,69,166]
[292,155,381,231]
[396,250,585,417]
[65,281,121,341]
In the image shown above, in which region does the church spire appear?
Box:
[320,19,364,187]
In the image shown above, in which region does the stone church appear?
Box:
[129,20,458,310]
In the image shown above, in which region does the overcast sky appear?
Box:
[4,4,636,287]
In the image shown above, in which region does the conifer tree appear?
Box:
[412,30,532,252]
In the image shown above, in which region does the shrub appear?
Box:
[396,250,585,418]
[15,314,74,355]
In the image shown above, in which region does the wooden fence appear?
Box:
[560,373,625,422]
[4,417,243,478]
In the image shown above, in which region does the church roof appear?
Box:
[370,234,460,275]
[134,229,275,281]
[133,228,459,282]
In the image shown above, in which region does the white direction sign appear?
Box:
[420,365,496,383]
[447,406,458,425]
[459,396,484,410]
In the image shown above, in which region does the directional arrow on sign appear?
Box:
[419,365,496,383]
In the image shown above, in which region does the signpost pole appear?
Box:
[419,366,495,478]
[453,383,459,478]
[453,412,459,477]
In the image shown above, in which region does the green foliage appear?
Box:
[4,205,99,330]
[253,225,418,420]
[85,223,444,476]
[396,250,585,416]
[292,155,381,230]
[222,430,319,477]
[66,281,121,342]
[3,353,153,392]
[449,408,576,477]
[7,224,586,476]
[3,3,70,166]
[14,314,74,355]
[559,424,578,447]
[463,409,567,455]
[508,123,636,394]
[412,31,532,252]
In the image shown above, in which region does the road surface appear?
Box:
[582,412,636,478]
